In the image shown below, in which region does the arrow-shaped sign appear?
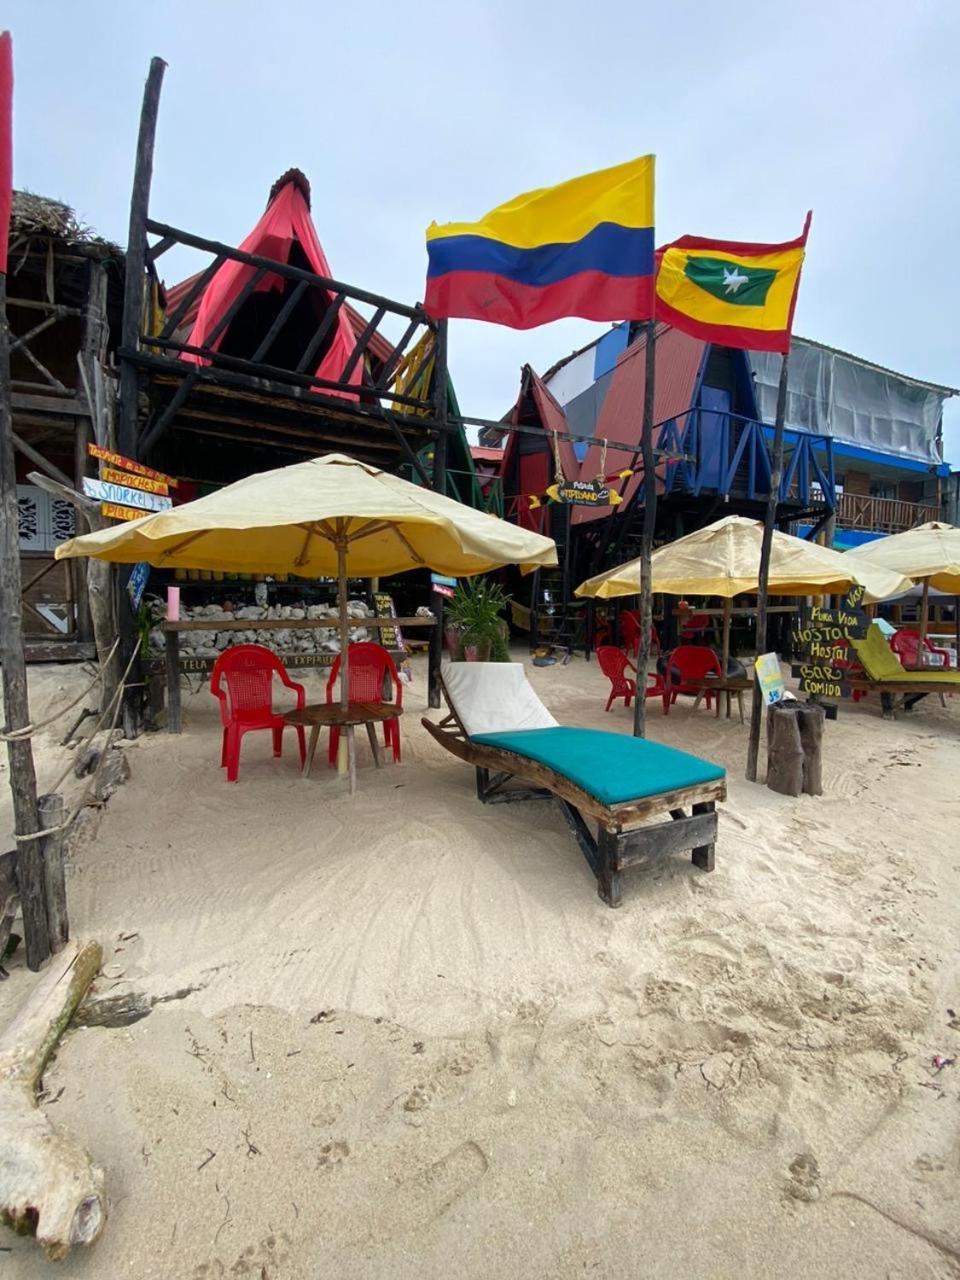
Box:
[82,477,172,512]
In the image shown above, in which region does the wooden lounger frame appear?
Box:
[422,683,726,908]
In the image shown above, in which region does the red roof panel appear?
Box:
[573,324,704,524]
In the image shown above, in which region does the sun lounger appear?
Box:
[845,624,960,713]
[422,662,727,907]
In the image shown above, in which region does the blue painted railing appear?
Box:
[657,409,836,507]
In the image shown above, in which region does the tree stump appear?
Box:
[797,703,825,796]
[766,702,804,796]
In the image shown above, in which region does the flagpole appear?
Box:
[746,349,790,781]
[633,320,658,738]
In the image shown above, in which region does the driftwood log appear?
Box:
[766,702,804,797]
[0,939,105,1259]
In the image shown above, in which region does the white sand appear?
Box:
[1,654,959,1278]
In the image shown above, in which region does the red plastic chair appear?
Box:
[210,644,306,783]
[596,646,664,712]
[325,642,403,765]
[662,645,722,715]
[890,628,952,670]
[679,612,713,644]
[620,610,661,659]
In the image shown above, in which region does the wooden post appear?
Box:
[335,530,355,789]
[796,702,824,796]
[428,320,448,710]
[72,418,93,644]
[746,351,790,781]
[164,628,181,733]
[766,702,803,796]
[0,273,50,970]
[720,595,732,674]
[117,56,165,736]
[118,56,165,458]
[633,320,658,738]
[38,792,68,953]
[919,578,930,650]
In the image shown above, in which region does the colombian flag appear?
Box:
[655,214,811,354]
[424,156,655,330]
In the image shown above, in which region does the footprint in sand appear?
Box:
[369,1141,489,1240]
[785,1151,822,1202]
[317,1139,350,1169]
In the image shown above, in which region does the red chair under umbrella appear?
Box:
[661,645,722,715]
[211,644,307,783]
[326,642,403,765]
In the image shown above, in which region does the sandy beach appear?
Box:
[1,653,959,1279]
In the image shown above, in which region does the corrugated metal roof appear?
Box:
[573,324,704,524]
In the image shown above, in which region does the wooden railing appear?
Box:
[835,492,941,534]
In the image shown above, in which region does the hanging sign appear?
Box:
[87,443,177,487]
[101,501,151,522]
[545,478,622,507]
[83,477,173,512]
[100,466,169,496]
[431,573,456,600]
[127,562,150,609]
[754,652,786,705]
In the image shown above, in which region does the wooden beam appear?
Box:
[145,218,426,323]
[12,432,74,488]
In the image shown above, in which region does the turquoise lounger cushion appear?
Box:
[470,727,725,806]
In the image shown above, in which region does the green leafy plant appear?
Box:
[446,576,511,660]
[136,598,164,654]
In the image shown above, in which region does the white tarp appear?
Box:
[750,339,948,464]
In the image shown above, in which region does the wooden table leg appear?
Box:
[347,725,357,794]
[165,630,181,734]
[303,724,322,778]
[365,720,383,767]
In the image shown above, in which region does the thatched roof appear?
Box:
[9,189,120,256]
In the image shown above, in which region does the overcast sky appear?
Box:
[6,0,959,461]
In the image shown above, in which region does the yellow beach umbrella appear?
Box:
[576,515,908,667]
[57,453,558,784]
[844,521,960,640]
[577,515,907,601]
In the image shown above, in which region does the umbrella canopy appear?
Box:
[57,454,556,789]
[575,515,908,602]
[843,522,960,594]
[55,453,557,577]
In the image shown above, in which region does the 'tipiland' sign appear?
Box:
[546,478,622,507]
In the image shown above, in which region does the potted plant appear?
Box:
[446,577,511,662]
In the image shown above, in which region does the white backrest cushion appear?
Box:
[442,662,559,736]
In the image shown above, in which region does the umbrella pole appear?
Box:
[336,532,355,791]
[721,597,732,675]
[919,579,930,651]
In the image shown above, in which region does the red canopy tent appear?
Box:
[176,170,366,399]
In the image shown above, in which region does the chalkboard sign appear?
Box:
[791,585,868,698]
[373,592,403,650]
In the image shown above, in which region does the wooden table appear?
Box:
[282,702,402,792]
[688,676,753,723]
